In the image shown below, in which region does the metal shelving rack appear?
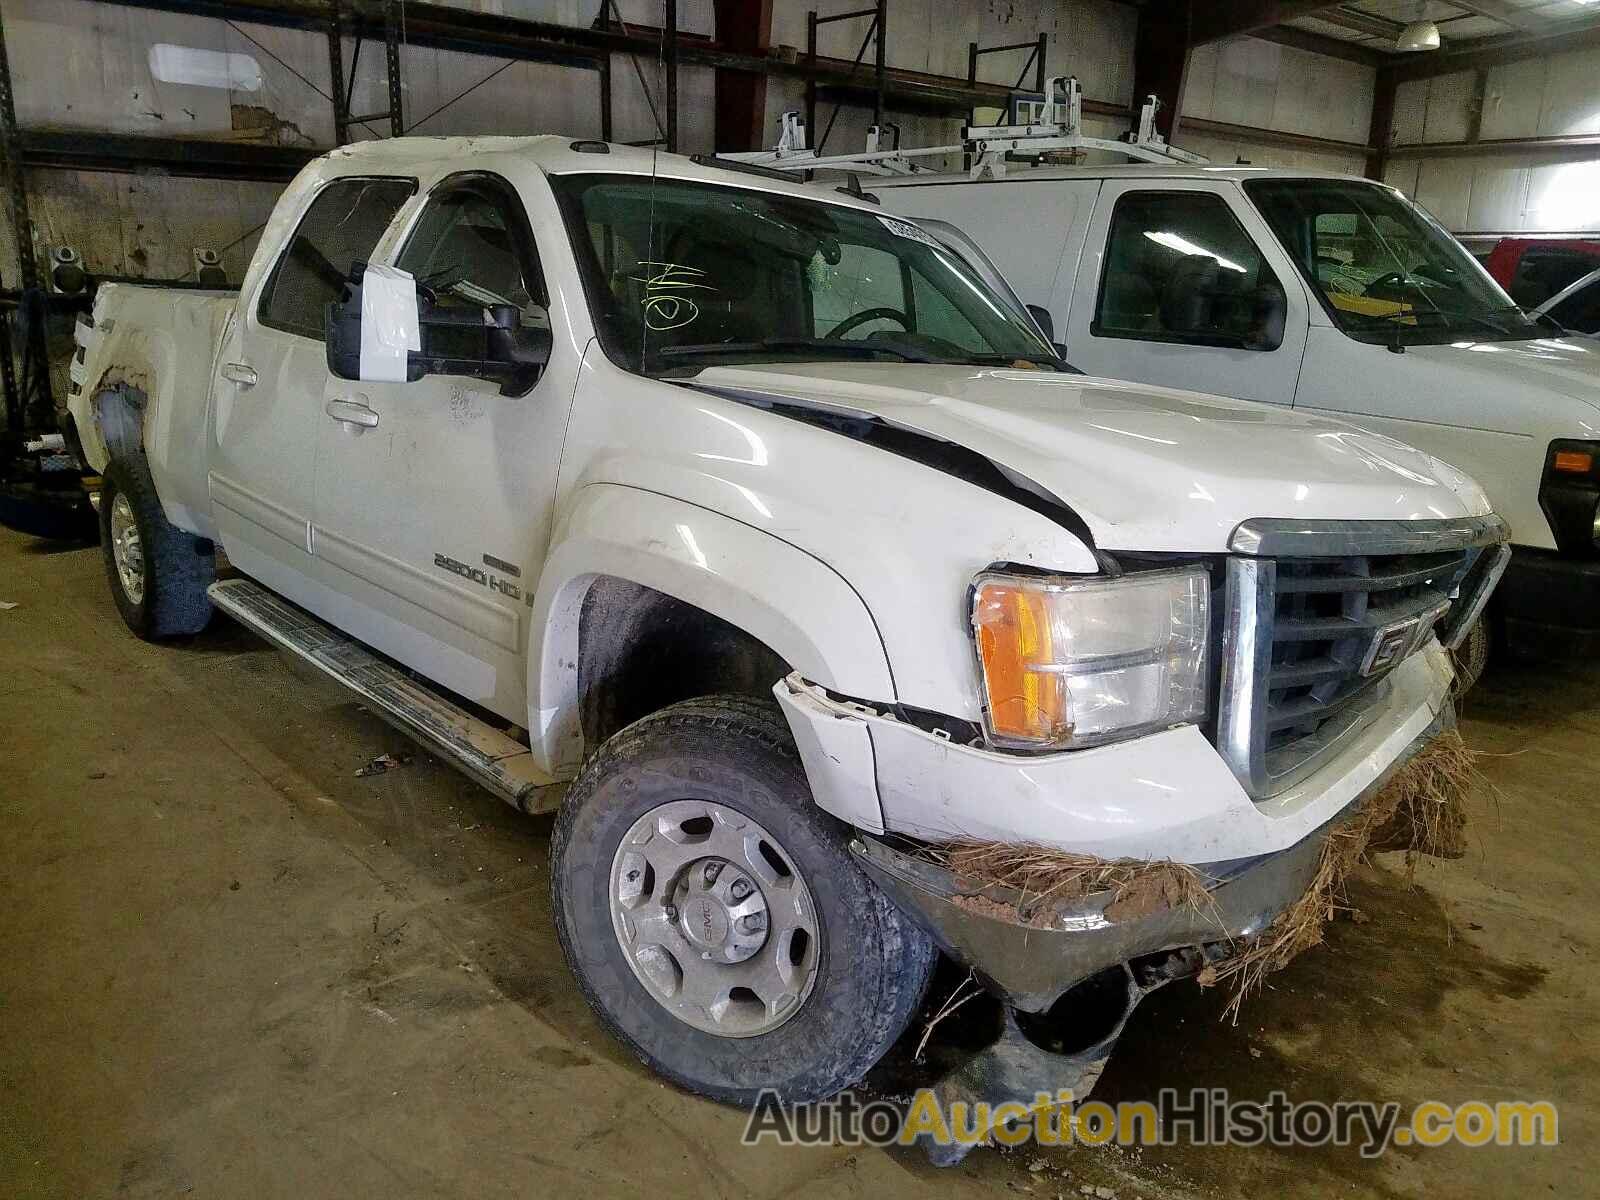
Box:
[0,0,1127,440]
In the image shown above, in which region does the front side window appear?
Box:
[1095,191,1280,347]
[1246,178,1536,347]
[396,176,546,314]
[395,175,548,364]
[549,173,1058,373]
[258,176,415,339]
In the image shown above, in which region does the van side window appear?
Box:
[258,177,415,340]
[1095,191,1278,347]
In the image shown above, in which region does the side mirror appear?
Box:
[326,261,552,395]
[1026,303,1055,343]
[1244,282,1287,352]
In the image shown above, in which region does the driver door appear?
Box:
[1064,180,1309,405]
[310,171,577,723]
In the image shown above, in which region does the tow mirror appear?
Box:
[326,261,552,395]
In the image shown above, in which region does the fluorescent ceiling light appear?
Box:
[1397,20,1440,51]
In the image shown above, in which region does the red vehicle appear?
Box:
[1484,237,1600,308]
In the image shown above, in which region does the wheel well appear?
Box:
[577,577,792,748]
[92,383,147,462]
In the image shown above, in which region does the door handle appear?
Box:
[221,362,257,388]
[325,398,380,429]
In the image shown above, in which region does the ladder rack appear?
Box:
[720,76,1207,181]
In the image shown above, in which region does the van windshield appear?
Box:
[1245,178,1544,346]
[549,173,1060,373]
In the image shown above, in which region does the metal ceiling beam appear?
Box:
[1253,22,1387,65]
[1384,12,1600,81]
[1447,0,1545,32]
[1190,2,1354,46]
[1308,7,1406,40]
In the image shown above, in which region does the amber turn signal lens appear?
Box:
[1553,450,1593,474]
[971,580,1070,745]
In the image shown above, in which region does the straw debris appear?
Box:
[1200,729,1485,1021]
[925,839,1216,927]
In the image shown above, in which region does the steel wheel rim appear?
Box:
[109,493,145,606]
[609,799,821,1038]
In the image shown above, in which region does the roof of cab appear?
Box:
[313,134,888,213]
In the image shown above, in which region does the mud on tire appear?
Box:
[550,694,938,1105]
[99,455,215,639]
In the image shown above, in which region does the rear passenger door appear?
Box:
[1063,181,1308,404]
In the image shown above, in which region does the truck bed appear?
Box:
[70,283,237,539]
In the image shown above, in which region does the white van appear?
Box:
[873,165,1600,658]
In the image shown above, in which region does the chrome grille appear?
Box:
[1218,517,1510,800]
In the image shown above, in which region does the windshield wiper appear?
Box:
[1518,307,1570,337]
[959,352,1068,372]
[651,337,945,364]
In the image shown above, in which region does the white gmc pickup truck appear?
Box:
[69,136,1507,1115]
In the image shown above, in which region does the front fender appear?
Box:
[525,482,895,776]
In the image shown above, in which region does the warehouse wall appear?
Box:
[1380,46,1600,234]
[0,0,704,285]
[760,0,1137,172]
[1179,36,1373,174]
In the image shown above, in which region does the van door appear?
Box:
[209,176,415,602]
[311,171,577,723]
[1063,180,1309,404]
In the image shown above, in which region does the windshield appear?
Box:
[1245,178,1542,346]
[549,173,1059,373]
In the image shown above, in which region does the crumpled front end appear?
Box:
[848,700,1450,1015]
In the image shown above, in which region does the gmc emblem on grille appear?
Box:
[1360,601,1452,678]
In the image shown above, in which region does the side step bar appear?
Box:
[208,578,560,812]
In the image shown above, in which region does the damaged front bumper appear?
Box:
[851,702,1449,1013]
[853,708,1444,1014]
[773,642,1455,1011]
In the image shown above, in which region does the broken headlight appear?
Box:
[970,565,1209,750]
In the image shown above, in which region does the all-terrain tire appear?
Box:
[99,455,215,639]
[550,694,938,1105]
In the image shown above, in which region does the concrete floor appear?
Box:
[0,525,1593,1199]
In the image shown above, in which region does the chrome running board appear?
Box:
[208,577,558,812]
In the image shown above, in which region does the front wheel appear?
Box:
[550,695,937,1105]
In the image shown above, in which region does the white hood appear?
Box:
[1401,335,1600,434]
[693,363,1494,554]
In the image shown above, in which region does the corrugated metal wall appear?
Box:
[0,0,704,284]
[1384,46,1600,234]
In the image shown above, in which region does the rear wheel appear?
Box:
[99,455,214,639]
[550,695,937,1104]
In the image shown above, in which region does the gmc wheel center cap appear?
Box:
[672,858,770,964]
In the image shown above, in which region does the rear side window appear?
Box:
[1510,247,1600,309]
[1095,191,1277,346]
[1549,278,1600,335]
[258,177,415,339]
